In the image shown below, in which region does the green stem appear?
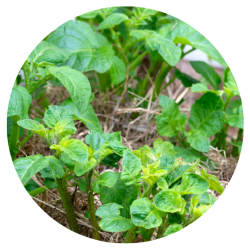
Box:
[86,169,100,240]
[143,228,155,242]
[129,51,148,71]
[9,115,20,160]
[56,177,79,233]
[29,186,49,196]
[23,61,30,90]
[123,227,137,243]
[154,63,172,96]
[156,216,167,239]
[232,128,243,157]
[19,132,34,148]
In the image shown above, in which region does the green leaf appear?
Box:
[110,56,126,84]
[166,164,193,185]
[164,224,183,237]
[201,169,224,195]
[85,130,122,151]
[100,174,138,218]
[49,66,91,113]
[93,171,119,193]
[17,119,47,139]
[174,146,201,163]
[64,45,114,73]
[133,7,158,20]
[190,61,221,90]
[28,41,69,64]
[156,95,186,137]
[99,216,135,233]
[61,98,102,131]
[60,153,75,170]
[174,67,199,87]
[121,150,142,185]
[96,203,123,218]
[7,86,32,119]
[153,139,175,158]
[157,177,169,190]
[180,173,209,195]
[146,32,181,66]
[188,93,225,137]
[51,138,89,162]
[47,20,99,52]
[187,130,210,152]
[191,82,222,95]
[79,10,100,19]
[130,198,162,229]
[99,13,129,30]
[224,70,239,96]
[13,154,48,185]
[199,192,216,205]
[46,156,64,178]
[154,190,182,213]
[7,117,25,141]
[226,106,244,129]
[166,19,227,67]
[74,157,96,177]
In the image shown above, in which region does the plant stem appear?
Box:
[232,128,243,157]
[56,177,79,233]
[143,228,155,242]
[156,216,167,239]
[9,115,20,160]
[154,63,172,96]
[129,51,148,71]
[19,132,34,148]
[86,169,100,240]
[29,186,49,196]
[123,227,137,243]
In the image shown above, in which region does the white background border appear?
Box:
[1,0,249,249]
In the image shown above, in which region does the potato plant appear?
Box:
[13,106,224,241]
[7,6,242,242]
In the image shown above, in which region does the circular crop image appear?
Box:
[7,6,243,242]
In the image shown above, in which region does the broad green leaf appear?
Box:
[64,45,114,73]
[85,130,122,151]
[100,174,138,218]
[46,156,64,178]
[129,30,150,43]
[121,150,142,185]
[191,82,222,95]
[61,98,102,131]
[157,177,168,190]
[100,7,119,17]
[133,7,157,20]
[174,67,199,87]
[74,157,96,176]
[180,173,209,195]
[188,92,225,137]
[28,41,69,64]
[7,86,32,119]
[224,70,239,96]
[226,106,244,129]
[164,224,183,237]
[187,130,210,152]
[99,215,135,233]
[158,154,175,172]
[17,119,47,138]
[93,171,119,193]
[110,56,126,84]
[61,153,75,170]
[153,139,175,158]
[99,13,129,30]
[96,203,123,218]
[49,66,91,113]
[201,169,224,195]
[156,95,186,137]
[51,138,89,162]
[13,154,48,185]
[130,198,162,229]
[146,32,181,66]
[190,61,221,90]
[79,10,100,19]
[165,19,227,67]
[174,146,201,163]
[166,164,193,185]
[199,192,216,205]
[154,190,182,213]
[47,20,99,52]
